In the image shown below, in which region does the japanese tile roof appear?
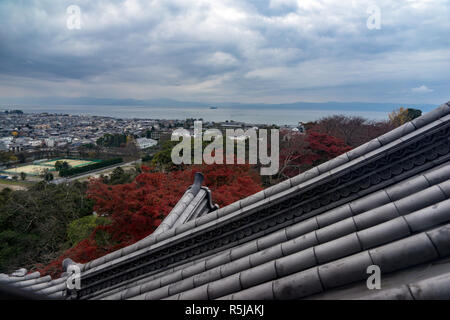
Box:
[0,268,69,299]
[1,101,450,300]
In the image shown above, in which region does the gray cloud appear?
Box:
[0,0,449,104]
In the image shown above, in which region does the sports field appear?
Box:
[41,159,97,168]
[1,158,98,176]
[2,165,52,176]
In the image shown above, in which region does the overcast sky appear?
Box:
[0,0,449,105]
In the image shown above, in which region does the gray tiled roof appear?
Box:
[0,268,69,299]
[2,101,450,300]
[152,172,219,236]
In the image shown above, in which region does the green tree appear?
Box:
[109,167,125,185]
[67,215,111,247]
[407,108,422,121]
[101,166,136,185]
[151,140,180,170]
[61,161,70,171]
[18,153,26,164]
[44,172,54,182]
[389,107,422,127]
[55,161,71,172]
[20,172,26,181]
[145,127,154,138]
[0,181,94,273]
[0,151,14,164]
[55,160,63,171]
[96,133,128,148]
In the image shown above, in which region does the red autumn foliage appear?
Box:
[38,163,262,277]
[307,115,394,147]
[305,131,352,165]
[37,132,351,277]
[278,130,352,179]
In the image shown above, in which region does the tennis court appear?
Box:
[41,159,97,168]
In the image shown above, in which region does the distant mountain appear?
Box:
[213,101,437,113]
[0,96,437,113]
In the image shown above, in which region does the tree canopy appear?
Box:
[37,163,263,277]
[0,181,93,273]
